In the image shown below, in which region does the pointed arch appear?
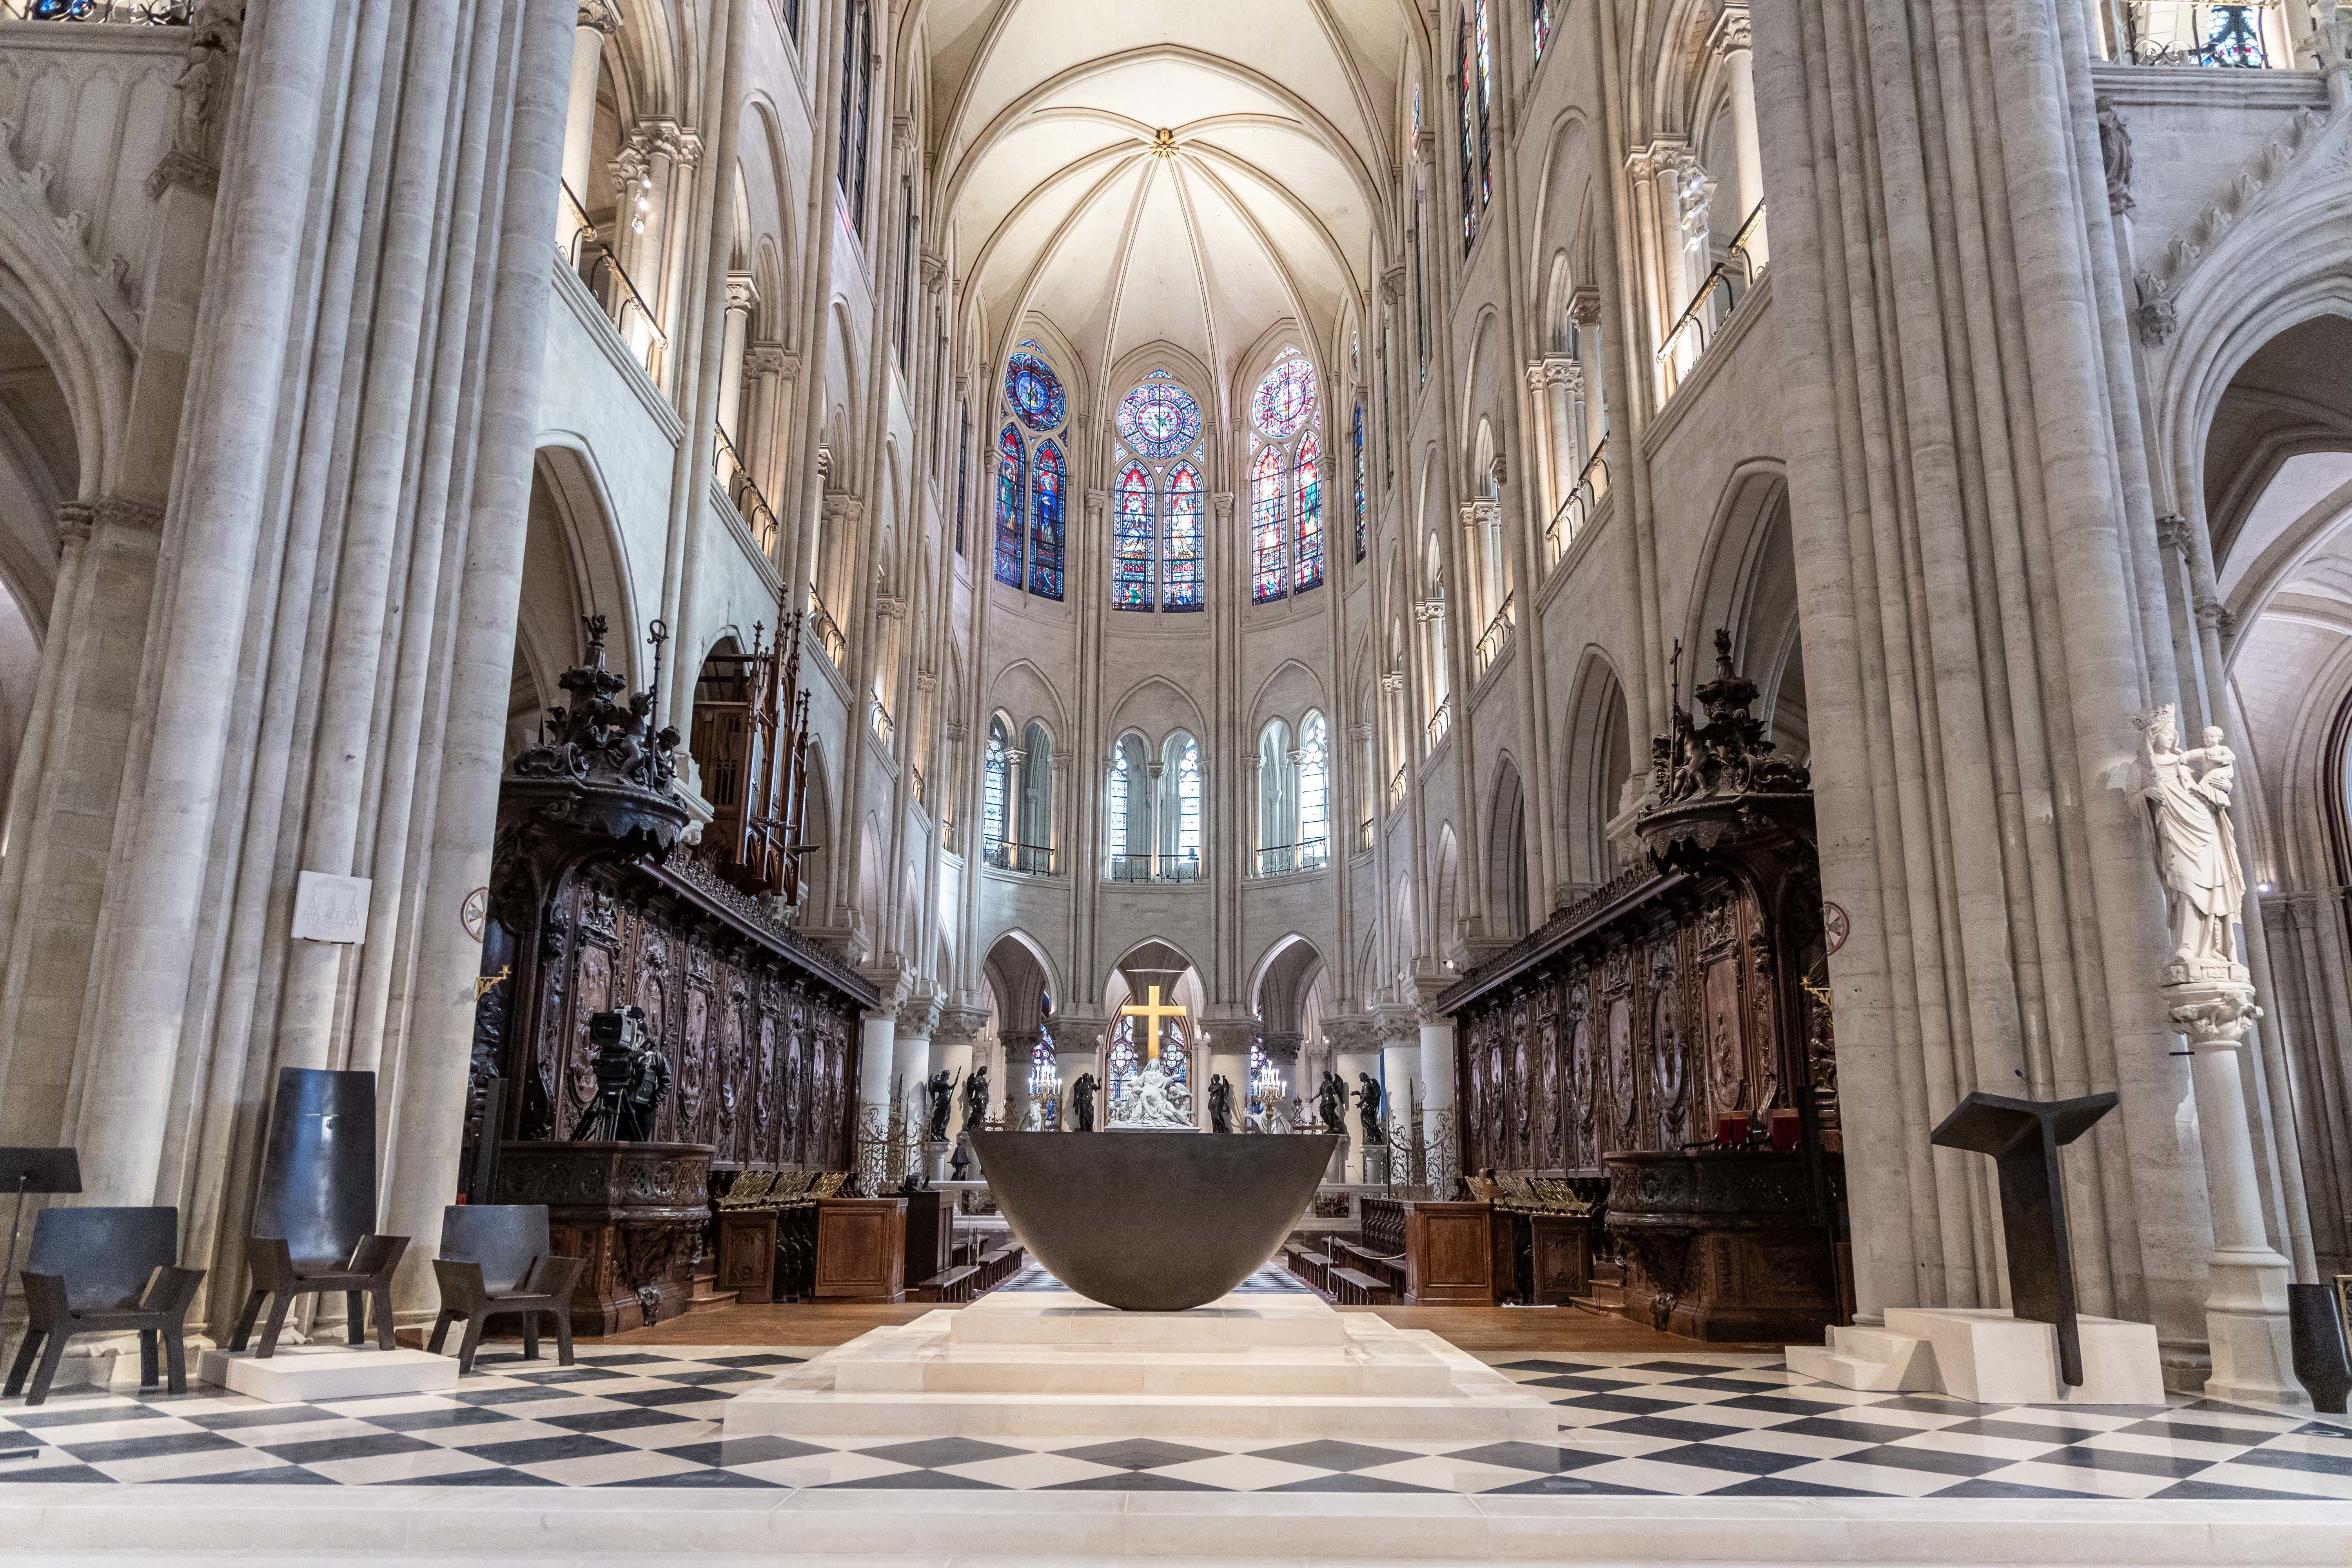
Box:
[993,423,1025,587]
[1112,459,1153,610]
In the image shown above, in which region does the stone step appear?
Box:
[827,1332,1457,1397]
[945,1295,1349,1348]
[683,1287,740,1316]
[1784,1327,1938,1391]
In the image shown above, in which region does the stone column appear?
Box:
[1418,1012,1459,1193]
[891,989,938,1180]
[715,271,757,453]
[1000,1029,1038,1128]
[1376,1012,1420,1183]
[1053,1012,1105,1128]
[72,5,343,1208]
[856,1009,898,1192]
[1712,4,1767,266]
[560,1,620,227]
[1570,288,1607,464]
[1203,1011,1254,1132]
[382,0,581,1310]
[1325,1018,1381,1182]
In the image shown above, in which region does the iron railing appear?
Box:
[713,426,779,556]
[983,839,1056,875]
[1474,592,1515,679]
[1106,851,1203,884]
[1426,696,1454,751]
[869,697,894,747]
[1254,839,1330,877]
[806,592,847,671]
[1657,200,1767,399]
[1546,437,1610,563]
[1357,817,1375,852]
[561,181,667,382]
[1390,763,1409,808]
[2118,2,2283,66]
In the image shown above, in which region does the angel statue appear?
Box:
[2131,705,2247,971]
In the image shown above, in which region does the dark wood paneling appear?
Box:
[814,1198,907,1303]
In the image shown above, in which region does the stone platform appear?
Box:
[724,1282,1555,1441]
[1788,1307,2166,1404]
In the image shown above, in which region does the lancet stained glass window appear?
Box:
[1118,379,1202,459]
[993,424,1024,588]
[1352,402,1367,562]
[1113,463,1154,610]
[1293,428,1324,593]
[1164,463,1204,611]
[1030,439,1066,600]
[1005,349,1067,433]
[1251,445,1287,604]
[1299,710,1330,867]
[1174,735,1203,864]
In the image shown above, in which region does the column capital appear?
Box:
[919,251,947,290]
[724,272,760,313]
[577,0,622,35]
[823,495,864,526]
[895,988,943,1036]
[1381,265,1407,303]
[1708,3,1752,58]
[60,495,162,546]
[1212,492,1237,521]
[1414,596,1447,622]
[1321,1016,1380,1054]
[1084,488,1109,515]
[1570,285,1604,326]
[934,1005,992,1048]
[2154,512,2193,555]
[745,342,796,378]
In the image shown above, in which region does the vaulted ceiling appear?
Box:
[927,0,1415,402]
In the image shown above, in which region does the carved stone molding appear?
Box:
[1570,286,1604,327]
[145,147,218,201]
[1708,3,1752,58]
[1414,597,1447,623]
[919,252,946,290]
[745,343,795,379]
[1381,265,1407,303]
[914,669,938,693]
[2155,512,2194,555]
[725,273,760,313]
[60,496,163,546]
[1379,670,1406,693]
[577,0,622,34]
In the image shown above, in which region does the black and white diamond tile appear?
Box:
[0,1341,2343,1499]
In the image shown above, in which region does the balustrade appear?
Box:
[561,181,667,383]
[869,697,894,748]
[1657,201,1767,401]
[1106,851,1203,884]
[806,593,848,672]
[1546,438,1610,564]
[1426,696,1453,751]
[712,426,780,557]
[983,839,1057,875]
[9,1,191,20]
[1390,763,1408,809]
[1474,592,1515,679]
[2112,2,2294,66]
[1251,839,1329,878]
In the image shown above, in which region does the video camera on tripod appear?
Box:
[569,1005,669,1142]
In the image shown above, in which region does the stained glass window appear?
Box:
[983,719,1011,851]
[1476,0,1493,208]
[1030,439,1065,600]
[1004,349,1067,432]
[1174,735,1203,864]
[1253,353,1316,438]
[1113,463,1154,610]
[1352,402,1367,562]
[1163,463,1204,611]
[993,425,1024,588]
[1459,11,1477,250]
[1109,1017,1138,1104]
[1251,445,1287,604]
[1299,710,1329,867]
[1118,379,1201,459]
[1533,0,1554,63]
[1293,428,1323,594]
[1030,1033,1059,1098]
[1107,740,1132,863]
[955,401,970,557]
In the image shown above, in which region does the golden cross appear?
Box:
[1120,984,1187,1062]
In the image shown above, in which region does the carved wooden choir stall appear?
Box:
[1439,634,1847,1342]
[462,618,877,1334]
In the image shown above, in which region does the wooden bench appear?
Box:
[1292,1250,1331,1293]
[1328,1266,1395,1306]
[978,1244,1025,1289]
[913,1265,980,1303]
[1335,1239,1408,1296]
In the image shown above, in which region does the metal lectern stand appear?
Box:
[0,1148,83,1304]
[1929,1093,2116,1388]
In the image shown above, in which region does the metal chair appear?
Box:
[428,1205,584,1374]
[228,1068,408,1358]
[5,1207,203,1406]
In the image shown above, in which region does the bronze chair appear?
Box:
[229,1068,408,1358]
[428,1205,584,1374]
[6,1207,204,1406]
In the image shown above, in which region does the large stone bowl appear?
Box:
[967,1131,1339,1311]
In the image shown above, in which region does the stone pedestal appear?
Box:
[1361,1144,1390,1186]
[1326,1134,1350,1184]
[200,1343,459,1401]
[722,1284,1555,1441]
[1788,1308,2166,1406]
[2166,964,2311,1410]
[920,1139,949,1184]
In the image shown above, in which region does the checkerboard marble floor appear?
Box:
[2,1332,2344,1499]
